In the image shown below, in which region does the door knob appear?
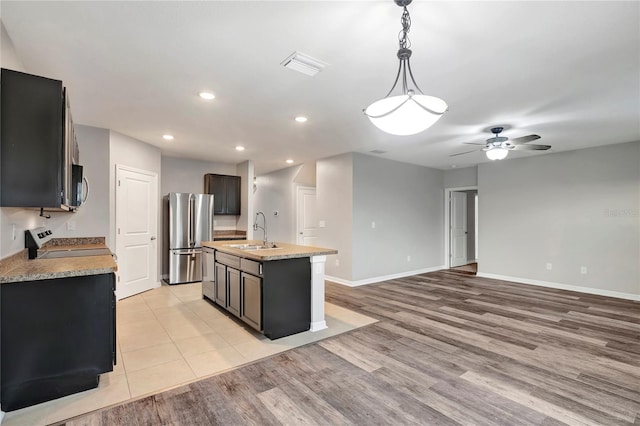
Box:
[150,236,156,240]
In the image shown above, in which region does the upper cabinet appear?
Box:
[1,69,83,210]
[204,174,241,215]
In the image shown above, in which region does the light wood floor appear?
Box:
[62,271,640,425]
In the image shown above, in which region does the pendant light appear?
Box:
[363,0,447,136]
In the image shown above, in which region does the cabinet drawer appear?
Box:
[241,258,262,276]
[215,252,240,268]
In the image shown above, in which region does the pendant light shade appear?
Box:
[365,94,448,136]
[485,147,509,160]
[363,0,447,136]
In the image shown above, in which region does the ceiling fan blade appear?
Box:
[462,142,487,146]
[450,149,479,157]
[510,134,541,144]
[513,144,551,151]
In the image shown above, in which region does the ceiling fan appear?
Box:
[451,127,551,160]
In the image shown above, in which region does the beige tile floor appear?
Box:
[2,282,376,426]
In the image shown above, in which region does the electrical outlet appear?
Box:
[335,259,340,267]
[319,220,326,228]
[12,224,16,240]
[546,263,553,270]
[371,221,376,229]
[580,266,587,274]
[407,255,411,262]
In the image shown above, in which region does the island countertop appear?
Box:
[202,240,337,261]
[0,244,117,284]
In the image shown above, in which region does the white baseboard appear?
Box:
[477,272,640,301]
[1,410,4,424]
[326,265,446,287]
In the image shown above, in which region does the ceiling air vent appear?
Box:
[370,150,388,155]
[281,52,327,76]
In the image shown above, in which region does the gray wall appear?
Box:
[352,153,444,281]
[316,153,353,280]
[253,165,303,244]
[444,166,478,188]
[161,156,237,230]
[235,160,255,235]
[478,141,640,297]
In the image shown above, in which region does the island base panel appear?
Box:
[262,257,311,339]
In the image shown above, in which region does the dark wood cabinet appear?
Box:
[1,273,116,411]
[1,68,64,208]
[204,174,241,215]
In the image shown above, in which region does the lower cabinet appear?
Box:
[241,272,262,331]
[214,262,227,307]
[227,267,241,316]
[1,273,116,411]
[207,249,311,339]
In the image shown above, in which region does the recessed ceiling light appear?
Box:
[162,134,174,141]
[286,159,294,164]
[235,146,245,151]
[295,116,308,123]
[199,91,215,100]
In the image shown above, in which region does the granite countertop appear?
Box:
[203,240,337,261]
[213,231,247,241]
[1,242,117,284]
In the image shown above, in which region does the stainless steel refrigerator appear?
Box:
[165,192,214,285]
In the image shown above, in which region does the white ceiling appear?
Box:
[2,1,638,174]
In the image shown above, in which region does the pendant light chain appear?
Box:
[399,6,411,50]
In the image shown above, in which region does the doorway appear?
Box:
[296,186,317,246]
[115,165,159,299]
[444,187,478,273]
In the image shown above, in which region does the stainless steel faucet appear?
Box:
[253,211,267,245]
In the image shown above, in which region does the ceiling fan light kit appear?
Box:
[451,126,549,161]
[485,147,509,160]
[363,0,448,136]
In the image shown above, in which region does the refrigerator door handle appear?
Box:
[187,194,193,247]
[190,194,196,247]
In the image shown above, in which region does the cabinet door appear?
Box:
[227,268,241,316]
[241,273,262,331]
[214,262,227,307]
[1,69,64,208]
[225,176,241,215]
[202,249,215,300]
[204,174,227,215]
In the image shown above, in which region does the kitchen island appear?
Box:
[202,240,337,339]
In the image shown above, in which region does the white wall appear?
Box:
[444,166,477,188]
[478,141,640,298]
[253,165,303,244]
[352,153,444,281]
[161,156,237,230]
[317,153,353,281]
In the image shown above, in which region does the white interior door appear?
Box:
[297,186,318,246]
[450,191,468,268]
[116,165,159,299]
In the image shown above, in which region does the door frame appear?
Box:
[444,186,478,268]
[115,164,160,300]
[296,186,316,245]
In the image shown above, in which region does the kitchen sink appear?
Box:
[226,243,281,251]
[39,248,113,259]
